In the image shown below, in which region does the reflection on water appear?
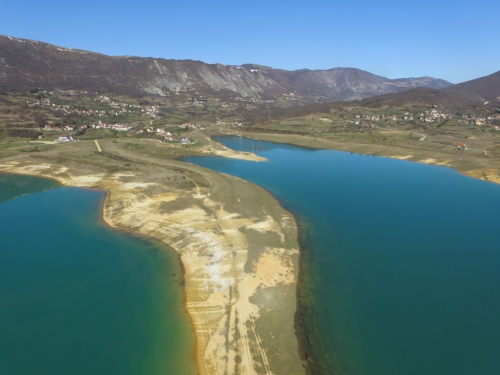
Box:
[0,173,59,203]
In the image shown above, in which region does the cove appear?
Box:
[0,175,195,375]
[185,136,500,375]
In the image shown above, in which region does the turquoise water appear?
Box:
[185,137,500,375]
[0,175,195,375]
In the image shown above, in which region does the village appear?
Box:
[348,105,500,130]
[4,88,499,157]
[26,93,163,119]
[21,90,200,144]
[35,119,202,146]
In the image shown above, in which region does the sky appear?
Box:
[1,0,499,84]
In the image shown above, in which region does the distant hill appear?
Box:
[246,71,500,124]
[358,87,473,109]
[443,70,500,104]
[0,35,452,101]
[358,71,500,109]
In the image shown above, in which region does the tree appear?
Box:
[33,113,47,127]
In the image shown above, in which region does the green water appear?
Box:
[186,136,500,375]
[0,175,195,375]
[0,173,60,202]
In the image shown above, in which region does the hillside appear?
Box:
[358,87,476,109]
[444,70,500,104]
[357,71,500,110]
[0,35,451,101]
[242,70,500,125]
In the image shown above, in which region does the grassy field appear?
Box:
[1,88,499,185]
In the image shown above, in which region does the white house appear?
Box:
[58,135,73,142]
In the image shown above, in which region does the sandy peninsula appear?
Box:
[0,137,306,375]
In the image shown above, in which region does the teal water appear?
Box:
[0,175,195,375]
[185,137,500,375]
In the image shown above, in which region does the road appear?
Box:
[93,140,102,152]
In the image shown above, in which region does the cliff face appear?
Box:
[0,35,452,100]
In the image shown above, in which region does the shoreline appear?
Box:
[0,145,305,375]
[221,130,500,186]
[94,189,200,374]
[1,172,199,373]
[93,189,200,373]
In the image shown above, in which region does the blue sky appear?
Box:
[1,0,498,83]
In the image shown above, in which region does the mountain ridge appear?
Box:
[0,34,452,101]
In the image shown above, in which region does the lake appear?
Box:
[0,174,195,375]
[185,136,500,375]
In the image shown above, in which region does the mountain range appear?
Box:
[0,35,452,101]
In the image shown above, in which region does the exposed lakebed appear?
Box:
[186,136,500,375]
